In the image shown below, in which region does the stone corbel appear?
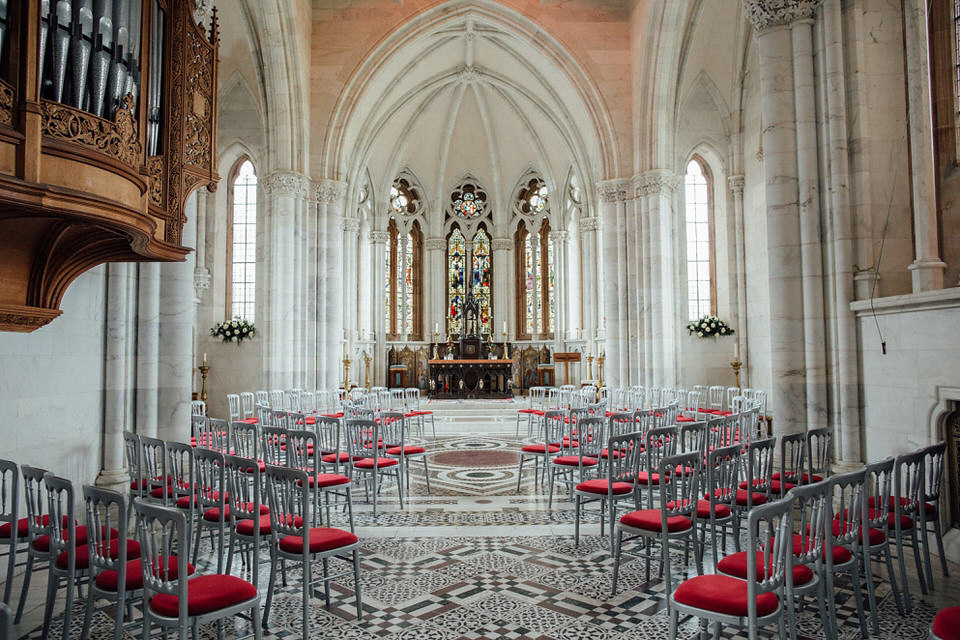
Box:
[193,266,211,303]
[262,171,310,198]
[597,179,631,203]
[742,0,823,31]
[370,230,391,245]
[315,178,347,205]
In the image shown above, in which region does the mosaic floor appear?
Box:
[14,402,959,639]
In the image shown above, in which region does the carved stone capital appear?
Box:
[491,238,513,252]
[579,217,600,231]
[728,175,745,195]
[425,238,446,251]
[343,217,360,234]
[262,171,310,198]
[742,0,823,31]
[314,179,347,204]
[548,230,569,243]
[370,230,391,245]
[597,179,631,203]
[635,170,680,197]
[193,266,211,303]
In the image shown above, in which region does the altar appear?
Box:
[428,358,512,398]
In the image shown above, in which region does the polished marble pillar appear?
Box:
[371,230,390,387]
[317,179,347,388]
[491,237,512,341]
[599,179,630,388]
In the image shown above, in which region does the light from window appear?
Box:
[524,230,540,334]
[448,228,466,334]
[954,0,960,157]
[472,228,492,334]
[547,235,555,333]
[685,159,712,321]
[402,231,414,335]
[231,160,257,321]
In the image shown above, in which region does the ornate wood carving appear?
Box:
[41,95,143,167]
[0,80,13,127]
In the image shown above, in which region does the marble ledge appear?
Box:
[849,286,960,317]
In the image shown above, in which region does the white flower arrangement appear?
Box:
[686,315,734,338]
[211,317,256,344]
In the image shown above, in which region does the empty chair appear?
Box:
[919,442,949,586]
[806,426,832,484]
[700,443,740,565]
[227,394,242,423]
[192,448,229,573]
[548,415,604,509]
[255,390,269,407]
[772,432,806,495]
[825,469,870,638]
[224,453,270,588]
[862,457,904,626]
[574,430,644,547]
[269,389,286,411]
[637,425,679,509]
[733,436,775,551]
[517,409,565,491]
[707,385,724,411]
[286,428,354,530]
[0,459,22,608]
[890,449,929,611]
[345,418,403,517]
[14,465,52,624]
[240,392,256,420]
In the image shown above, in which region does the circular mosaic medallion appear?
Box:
[431,450,519,467]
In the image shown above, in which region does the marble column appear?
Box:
[903,0,945,291]
[371,230,390,387]
[549,230,568,354]
[316,179,347,388]
[728,175,749,384]
[578,217,600,349]
[262,171,311,390]
[136,262,160,438]
[623,191,641,386]
[567,225,582,343]
[744,0,810,435]
[343,218,360,353]
[358,220,373,342]
[157,194,198,443]
[491,237,512,342]
[98,263,134,490]
[792,17,828,431]
[598,179,630,388]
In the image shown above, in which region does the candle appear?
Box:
[734,341,740,361]
[202,352,207,364]
[434,322,439,334]
[502,321,507,336]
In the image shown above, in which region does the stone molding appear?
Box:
[314,179,347,204]
[728,175,745,195]
[370,230,391,245]
[742,0,823,31]
[343,217,360,234]
[491,238,513,251]
[262,171,310,198]
[548,230,569,243]
[597,179,631,203]
[458,65,482,84]
[634,170,680,197]
[579,217,600,231]
[424,238,446,251]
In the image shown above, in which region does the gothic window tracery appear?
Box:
[386,217,422,340]
[471,227,492,334]
[447,226,467,334]
[515,219,554,340]
[229,158,257,321]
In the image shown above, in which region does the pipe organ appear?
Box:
[0,0,218,331]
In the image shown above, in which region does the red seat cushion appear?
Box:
[717,551,813,586]
[734,490,768,506]
[932,606,960,640]
[0,515,54,540]
[673,574,779,617]
[353,457,399,469]
[237,514,303,536]
[552,455,597,466]
[203,504,269,522]
[792,534,852,564]
[149,574,258,617]
[867,496,937,517]
[34,525,115,552]
[56,538,141,570]
[96,556,194,592]
[130,478,150,491]
[520,444,559,454]
[322,452,351,464]
[635,471,660,485]
[695,499,731,519]
[869,509,915,530]
[385,446,426,455]
[832,519,887,546]
[769,480,796,494]
[308,473,350,488]
[277,527,359,554]
[620,509,692,532]
[575,479,633,495]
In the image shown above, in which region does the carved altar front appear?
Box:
[428,359,513,398]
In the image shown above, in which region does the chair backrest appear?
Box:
[725,387,740,412]
[191,413,206,441]
[657,451,702,523]
[82,486,128,581]
[255,403,271,425]
[893,449,925,524]
[786,479,830,571]
[864,457,895,537]
[0,459,18,543]
[379,411,406,448]
[261,426,286,467]
[166,441,196,505]
[743,436,776,503]
[206,418,231,453]
[744,495,793,606]
[226,394,241,422]
[541,410,566,447]
[134,500,190,616]
[644,425,679,478]
[685,389,703,416]
[607,412,636,439]
[299,390,317,414]
[223,454,262,530]
[706,416,730,452]
[546,388,562,408]
[269,390,285,411]
[606,431,645,485]
[752,389,768,416]
[255,390,269,407]
[737,406,761,444]
[707,385,724,410]
[826,469,867,568]
[706,443,741,511]
[390,389,405,410]
[344,419,378,461]
[263,465,310,545]
[314,416,341,456]
[269,409,290,429]
[921,442,946,505]
[678,421,707,458]
[285,429,318,475]
[779,431,807,484]
[377,389,392,411]
[193,448,226,513]
[404,388,420,410]
[806,426,832,481]
[190,400,206,417]
[140,436,168,503]
[286,389,302,413]
[21,465,48,547]
[231,422,259,461]
[575,416,606,459]
[240,392,255,419]
[43,473,77,570]
[123,431,143,498]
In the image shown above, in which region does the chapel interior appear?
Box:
[1,0,960,639]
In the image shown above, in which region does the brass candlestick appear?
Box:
[198,364,210,403]
[731,359,742,389]
[597,354,605,387]
[363,352,371,389]
[343,357,352,390]
[586,355,594,380]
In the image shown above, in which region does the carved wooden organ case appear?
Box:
[0,0,219,331]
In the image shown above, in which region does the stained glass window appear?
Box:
[547,235,555,333]
[685,159,714,321]
[403,230,414,335]
[447,228,466,334]
[525,230,538,334]
[472,228,492,335]
[231,160,257,322]
[451,183,487,219]
[385,221,395,334]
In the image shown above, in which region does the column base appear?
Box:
[909,258,946,292]
[95,468,130,492]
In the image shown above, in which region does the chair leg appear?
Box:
[262,548,278,628]
[847,557,869,639]
[252,600,263,640]
[862,549,879,634]
[921,515,935,591]
[423,456,431,494]
[302,554,311,640]
[353,549,363,620]
[908,527,927,594]
[894,529,911,614]
[881,545,904,616]
[933,517,950,578]
[574,494,581,545]
[668,608,679,640]
[42,572,56,640]
[14,552,33,623]
[80,584,95,640]
[611,529,623,596]
[516,457,525,492]
[2,542,14,606]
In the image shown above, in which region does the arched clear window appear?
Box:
[684,157,715,320]
[447,227,467,335]
[515,218,554,339]
[229,159,257,321]
[386,218,422,340]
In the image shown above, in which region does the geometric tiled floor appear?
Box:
[16,401,959,639]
